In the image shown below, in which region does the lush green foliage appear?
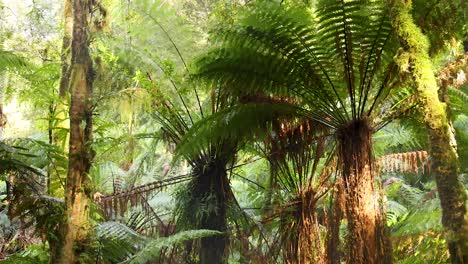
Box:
[0,0,466,263]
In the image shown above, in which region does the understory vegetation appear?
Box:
[0,0,467,263]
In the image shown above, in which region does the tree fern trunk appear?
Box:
[282,190,326,264]
[193,161,229,264]
[55,0,94,262]
[337,119,391,264]
[326,179,345,264]
[387,1,468,262]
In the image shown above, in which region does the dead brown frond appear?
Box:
[377,150,429,174]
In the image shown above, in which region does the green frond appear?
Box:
[454,114,468,172]
[374,86,419,128]
[127,229,221,264]
[397,183,425,207]
[0,49,28,72]
[448,85,468,115]
[0,141,43,176]
[194,0,398,127]
[386,200,408,226]
[449,86,468,103]
[96,221,147,263]
[175,102,315,160]
[373,121,427,158]
[385,181,442,236]
[392,199,442,236]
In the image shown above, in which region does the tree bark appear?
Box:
[59,0,73,98]
[326,179,345,264]
[337,119,391,264]
[387,1,468,262]
[194,162,229,264]
[55,0,94,263]
[282,189,326,264]
[52,0,73,154]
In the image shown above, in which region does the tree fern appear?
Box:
[95,221,221,263]
[193,0,400,124]
[187,1,412,262]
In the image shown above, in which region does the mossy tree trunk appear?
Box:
[55,0,94,263]
[52,0,73,153]
[387,1,468,262]
[337,119,391,264]
[59,0,73,99]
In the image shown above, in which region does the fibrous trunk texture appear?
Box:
[326,178,345,264]
[55,0,94,263]
[337,119,391,264]
[282,189,326,264]
[387,1,468,262]
[192,161,230,264]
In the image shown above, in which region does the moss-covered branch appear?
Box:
[387,0,468,262]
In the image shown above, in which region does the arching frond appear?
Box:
[194,0,398,125]
[448,85,468,116]
[126,229,221,264]
[96,221,147,263]
[0,141,43,176]
[386,200,408,226]
[176,102,323,160]
[0,49,27,72]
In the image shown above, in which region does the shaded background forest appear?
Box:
[0,0,467,263]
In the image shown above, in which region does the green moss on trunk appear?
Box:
[387,1,468,262]
[55,0,94,263]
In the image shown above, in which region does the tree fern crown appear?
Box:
[194,0,401,131]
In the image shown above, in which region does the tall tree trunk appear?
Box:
[53,0,73,154]
[337,119,391,264]
[56,0,94,263]
[199,163,228,264]
[387,1,468,263]
[59,0,73,99]
[49,2,73,260]
[191,160,230,264]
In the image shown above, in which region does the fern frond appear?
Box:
[392,199,442,236]
[96,221,147,263]
[377,151,429,174]
[97,221,146,241]
[175,102,326,160]
[0,49,28,72]
[195,0,398,133]
[0,141,43,176]
[127,230,221,264]
[448,86,468,116]
[386,200,408,226]
[449,86,468,103]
